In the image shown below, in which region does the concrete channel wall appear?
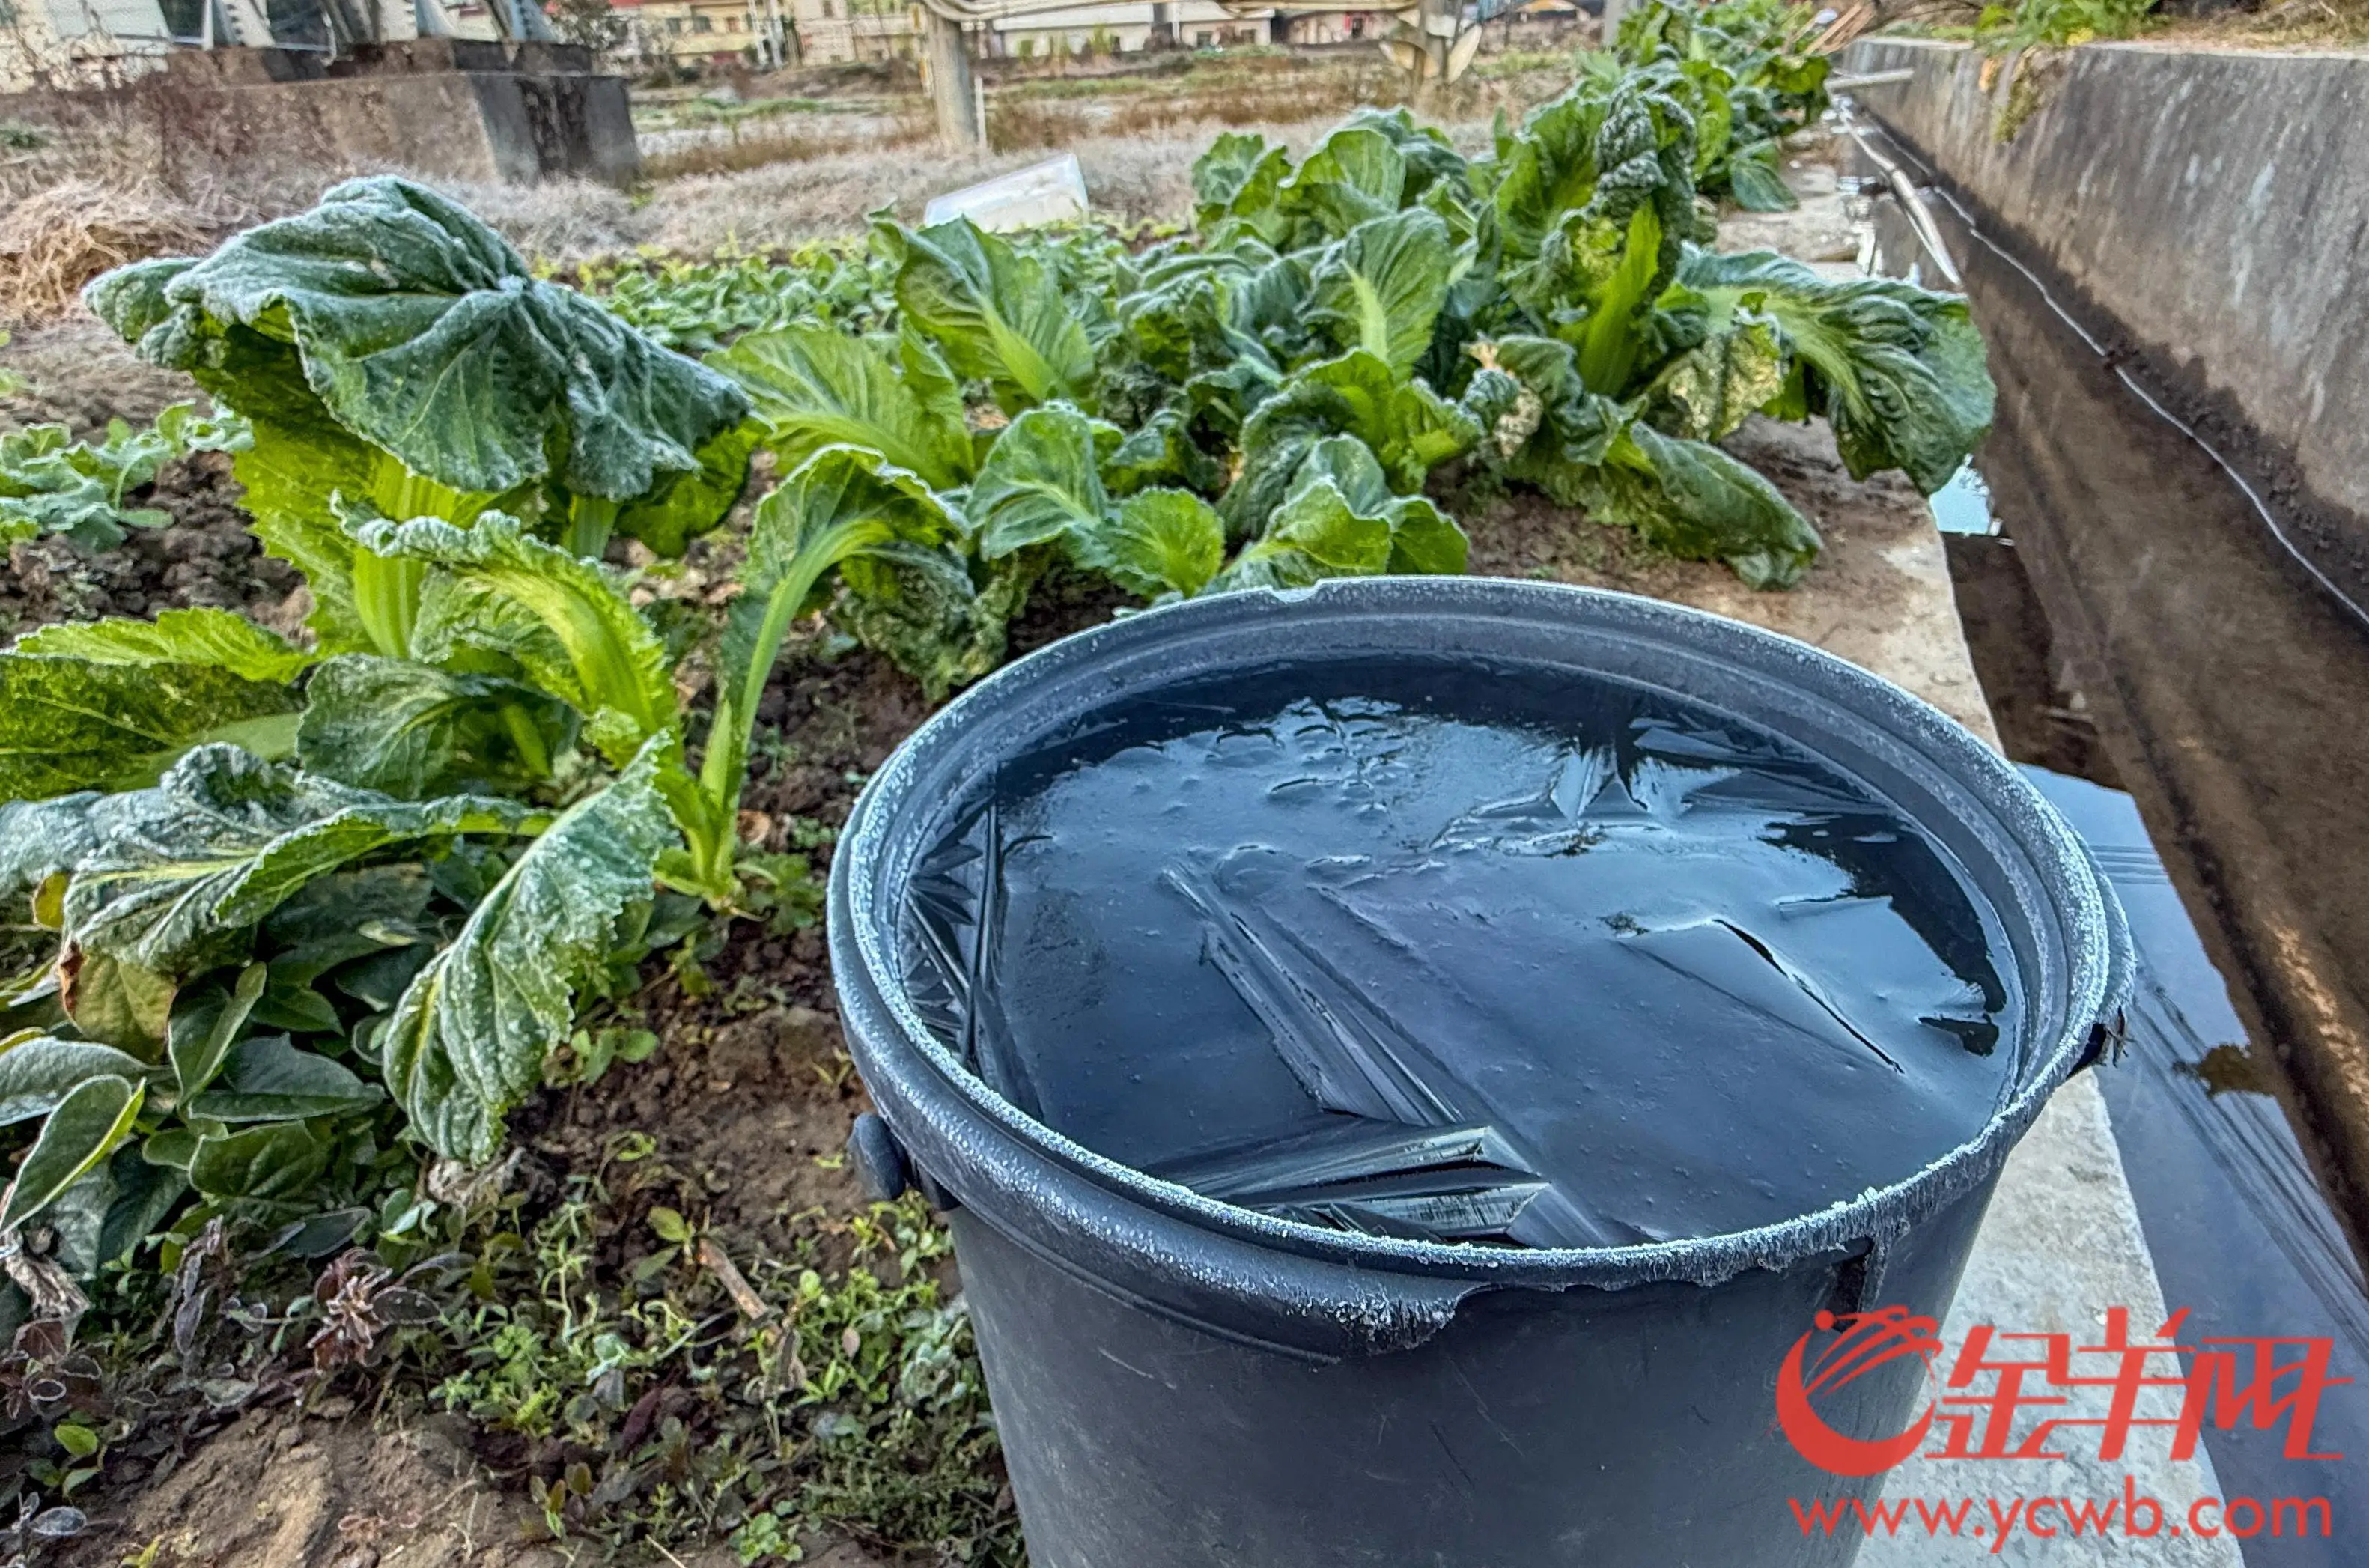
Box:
[1843,39,2369,1256]
[1845,38,2369,589]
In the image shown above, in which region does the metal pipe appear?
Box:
[1837,101,1962,288]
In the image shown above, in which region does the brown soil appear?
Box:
[0,450,305,645]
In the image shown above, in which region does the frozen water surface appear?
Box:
[900,660,2020,1248]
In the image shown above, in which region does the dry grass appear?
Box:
[455,119,1310,261]
[640,109,935,181]
[985,53,1574,154]
[2151,0,2369,48]
[0,180,210,326]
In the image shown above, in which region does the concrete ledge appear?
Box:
[155,70,639,186]
[1843,38,2369,598]
[0,44,638,187]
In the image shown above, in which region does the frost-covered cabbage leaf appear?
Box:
[0,420,176,552]
[58,744,544,979]
[0,650,302,801]
[376,735,678,1163]
[85,178,752,505]
[17,607,314,684]
[296,654,565,800]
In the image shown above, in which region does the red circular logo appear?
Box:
[1777,1307,1946,1477]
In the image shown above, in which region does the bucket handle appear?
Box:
[850,1111,961,1212]
[1823,1225,1906,1319]
[2070,836,2137,1075]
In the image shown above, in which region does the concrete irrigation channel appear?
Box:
[1841,38,2369,1562]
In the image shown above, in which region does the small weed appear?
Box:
[429,1187,1017,1563]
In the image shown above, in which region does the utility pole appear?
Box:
[919,7,983,148]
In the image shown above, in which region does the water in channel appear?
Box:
[900,660,2022,1248]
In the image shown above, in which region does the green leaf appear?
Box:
[0,422,171,551]
[690,446,967,893]
[0,1075,142,1233]
[836,547,1037,707]
[95,1145,184,1268]
[362,511,678,765]
[1191,131,1293,243]
[1100,404,1225,499]
[885,216,1096,414]
[142,1128,199,1170]
[226,418,375,653]
[612,419,757,557]
[1220,352,1480,535]
[59,952,175,1052]
[1079,489,1226,599]
[170,963,267,1100]
[1214,435,1463,592]
[1673,246,1996,493]
[1647,320,1786,443]
[1590,421,1822,588]
[95,177,750,500]
[0,791,145,907]
[967,403,1111,561]
[648,1205,690,1244]
[1491,88,1619,261]
[1336,106,1474,205]
[15,608,315,684]
[1305,209,1471,379]
[83,256,192,346]
[1280,126,1406,241]
[1471,335,1630,500]
[711,325,974,490]
[296,654,563,799]
[1724,137,1796,212]
[1578,202,1668,396]
[60,744,547,977]
[377,737,680,1163]
[0,1038,153,1126]
[0,654,302,802]
[186,1034,383,1122]
[188,1121,328,1204]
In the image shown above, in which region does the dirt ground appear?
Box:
[0,449,304,640]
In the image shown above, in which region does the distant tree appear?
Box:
[548,0,630,55]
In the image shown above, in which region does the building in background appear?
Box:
[983,1,1267,56]
[788,0,913,64]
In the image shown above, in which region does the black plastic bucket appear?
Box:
[828,578,2130,1568]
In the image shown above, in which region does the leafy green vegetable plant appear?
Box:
[0,405,249,553]
[1602,0,1834,213]
[0,85,1998,1300]
[85,177,757,604]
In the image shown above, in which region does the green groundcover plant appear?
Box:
[0,73,1992,1377]
[0,404,250,553]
